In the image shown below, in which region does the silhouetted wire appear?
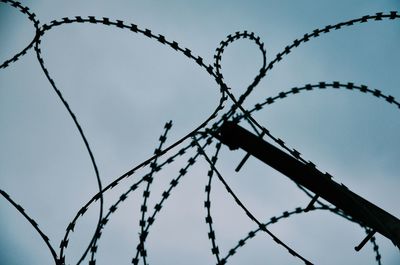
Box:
[0,0,40,69]
[135,121,173,265]
[233,81,399,205]
[245,82,400,115]
[34,27,105,265]
[0,189,58,263]
[194,137,314,265]
[131,137,214,265]
[211,32,324,217]
[34,15,227,265]
[235,11,400,106]
[211,12,400,186]
[204,141,223,265]
[220,205,378,263]
[85,121,174,264]
[207,15,398,262]
[1,1,398,264]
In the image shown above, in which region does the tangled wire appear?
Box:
[1,1,399,264]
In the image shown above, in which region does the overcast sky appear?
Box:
[1,1,399,265]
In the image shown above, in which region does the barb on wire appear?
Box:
[0,0,40,69]
[0,189,59,264]
[193,136,314,265]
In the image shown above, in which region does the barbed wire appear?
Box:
[0,0,40,69]
[1,1,398,264]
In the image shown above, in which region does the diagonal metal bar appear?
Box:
[215,121,400,249]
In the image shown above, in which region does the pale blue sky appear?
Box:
[1,1,399,264]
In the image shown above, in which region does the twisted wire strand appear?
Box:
[33,15,228,264]
[228,81,399,199]
[0,189,58,263]
[246,82,400,115]
[210,12,400,179]
[204,142,223,265]
[87,121,173,265]
[131,137,214,265]
[135,121,173,265]
[0,0,40,69]
[208,43,399,261]
[220,206,382,265]
[201,141,383,265]
[213,31,267,108]
[198,11,399,264]
[237,11,400,105]
[60,129,209,260]
[194,136,314,265]
[34,28,105,265]
[77,130,213,265]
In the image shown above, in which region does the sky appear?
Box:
[0,1,399,265]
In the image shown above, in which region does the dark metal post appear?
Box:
[216,121,400,249]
